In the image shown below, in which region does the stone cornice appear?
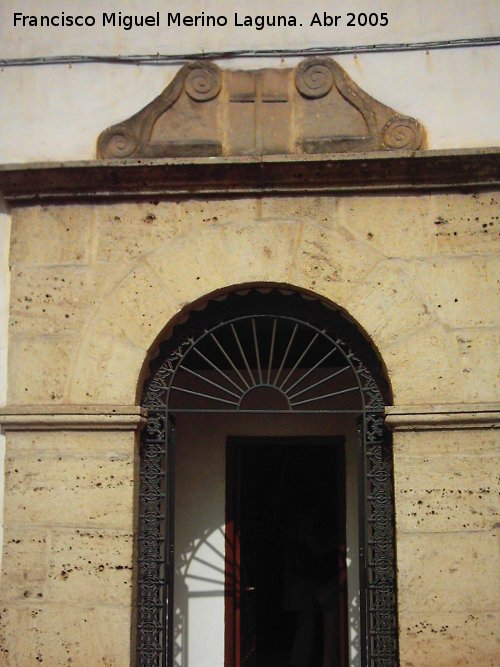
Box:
[0,405,147,431]
[0,148,498,202]
[385,403,500,431]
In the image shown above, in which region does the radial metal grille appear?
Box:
[139,290,398,667]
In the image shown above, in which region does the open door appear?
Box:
[226,437,347,667]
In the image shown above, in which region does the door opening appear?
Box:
[226,437,348,667]
[139,288,397,667]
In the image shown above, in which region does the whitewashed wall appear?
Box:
[0,0,499,163]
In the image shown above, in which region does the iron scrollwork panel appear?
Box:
[362,405,398,666]
[137,411,175,667]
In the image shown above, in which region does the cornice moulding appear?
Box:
[0,148,498,202]
[385,403,500,430]
[0,405,147,431]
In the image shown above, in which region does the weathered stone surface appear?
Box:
[95,200,182,263]
[170,196,260,229]
[397,530,499,613]
[393,428,499,456]
[259,194,339,222]
[339,193,433,258]
[399,610,499,667]
[406,256,500,328]
[9,204,92,266]
[5,429,135,454]
[456,329,500,402]
[385,324,462,404]
[430,191,500,256]
[69,334,146,403]
[0,528,49,602]
[9,266,98,335]
[0,604,131,666]
[2,181,498,667]
[47,529,133,606]
[147,219,303,303]
[3,448,134,529]
[89,262,177,350]
[8,334,75,403]
[346,259,434,348]
[7,193,499,407]
[293,221,381,303]
[340,190,500,259]
[97,58,424,159]
[394,448,499,531]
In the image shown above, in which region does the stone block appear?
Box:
[5,430,135,455]
[146,219,302,307]
[292,220,380,305]
[0,603,131,666]
[95,200,182,263]
[89,262,177,350]
[69,334,146,404]
[430,191,500,257]
[399,610,499,667]
[397,530,499,614]
[385,324,462,404]
[172,196,259,228]
[8,334,75,404]
[394,449,499,531]
[346,259,434,348]
[339,193,433,258]
[0,528,49,602]
[456,329,500,402]
[3,448,134,529]
[259,195,339,222]
[46,529,133,606]
[393,428,499,456]
[10,205,92,266]
[9,266,98,335]
[405,256,499,328]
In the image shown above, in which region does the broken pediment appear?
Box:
[97,57,424,159]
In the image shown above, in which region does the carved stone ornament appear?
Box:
[97,57,424,159]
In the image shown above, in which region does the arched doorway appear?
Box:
[138,288,397,667]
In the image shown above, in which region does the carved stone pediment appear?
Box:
[97,57,424,159]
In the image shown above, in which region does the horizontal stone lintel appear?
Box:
[0,148,499,202]
[0,405,147,431]
[385,403,500,430]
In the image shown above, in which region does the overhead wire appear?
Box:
[1,36,498,67]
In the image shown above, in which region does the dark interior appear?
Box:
[230,437,347,667]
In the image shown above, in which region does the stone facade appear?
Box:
[0,178,498,665]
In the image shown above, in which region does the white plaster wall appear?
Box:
[175,412,361,667]
[0,0,499,162]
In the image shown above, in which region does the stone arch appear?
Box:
[68,215,453,406]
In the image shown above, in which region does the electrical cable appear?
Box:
[0,36,498,67]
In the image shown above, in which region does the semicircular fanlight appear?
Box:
[147,314,376,413]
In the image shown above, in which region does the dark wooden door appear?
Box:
[226,436,348,667]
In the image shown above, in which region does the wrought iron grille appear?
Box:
[139,289,398,667]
